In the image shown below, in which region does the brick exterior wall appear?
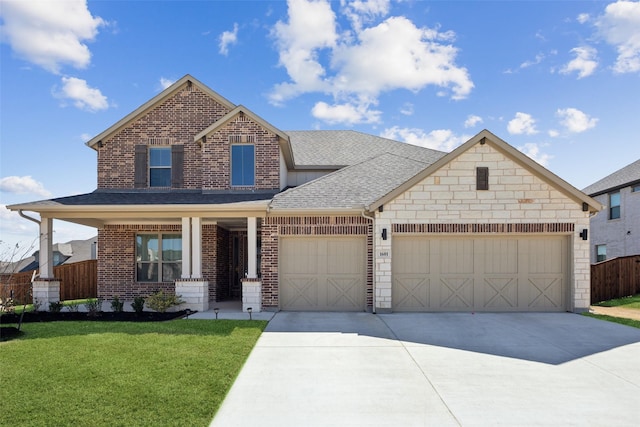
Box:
[97,83,231,189]
[98,223,221,300]
[261,216,374,310]
[201,113,281,191]
[374,142,592,311]
[98,224,180,299]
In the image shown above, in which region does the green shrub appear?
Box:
[67,302,81,313]
[131,296,145,314]
[84,298,102,316]
[110,296,124,313]
[145,290,184,313]
[49,301,63,313]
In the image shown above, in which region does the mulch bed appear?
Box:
[0,310,191,342]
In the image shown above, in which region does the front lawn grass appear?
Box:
[592,294,640,309]
[0,319,266,426]
[583,313,640,329]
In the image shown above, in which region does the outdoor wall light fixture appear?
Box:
[579,229,588,240]
[382,228,387,240]
[247,307,253,320]
[214,307,219,320]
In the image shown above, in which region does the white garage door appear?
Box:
[393,236,568,312]
[280,237,366,311]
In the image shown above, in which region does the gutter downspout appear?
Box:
[18,210,40,225]
[361,209,376,314]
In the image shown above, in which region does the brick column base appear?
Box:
[175,280,209,312]
[32,279,60,311]
[242,279,262,313]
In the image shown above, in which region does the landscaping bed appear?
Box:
[1,310,190,341]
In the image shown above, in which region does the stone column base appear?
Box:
[32,279,60,311]
[242,279,262,313]
[175,279,209,312]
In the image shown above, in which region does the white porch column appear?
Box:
[39,217,54,279]
[33,217,60,310]
[181,217,191,279]
[247,216,257,279]
[191,217,202,278]
[175,216,208,312]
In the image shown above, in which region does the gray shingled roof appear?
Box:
[286,130,446,167]
[582,159,640,196]
[270,152,431,210]
[46,190,277,206]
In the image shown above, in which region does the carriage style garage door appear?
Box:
[280,237,367,311]
[392,236,568,312]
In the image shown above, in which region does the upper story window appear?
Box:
[231,145,255,186]
[609,191,620,220]
[149,147,171,187]
[632,184,640,192]
[134,144,184,189]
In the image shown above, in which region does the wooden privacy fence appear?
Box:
[591,255,640,304]
[0,260,97,304]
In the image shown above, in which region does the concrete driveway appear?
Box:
[211,312,640,426]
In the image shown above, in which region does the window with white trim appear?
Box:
[136,234,182,282]
[596,245,607,263]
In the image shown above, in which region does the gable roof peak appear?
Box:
[85,74,236,150]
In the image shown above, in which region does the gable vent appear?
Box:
[228,135,255,143]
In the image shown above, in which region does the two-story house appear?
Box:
[582,159,640,263]
[9,75,601,313]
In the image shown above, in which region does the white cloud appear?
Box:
[595,0,640,73]
[80,133,92,142]
[400,102,414,116]
[507,112,538,135]
[518,143,552,167]
[269,0,337,103]
[54,76,108,112]
[269,0,473,122]
[548,129,560,138]
[0,176,52,197]
[520,53,544,69]
[311,100,381,124]
[560,46,598,78]
[159,77,176,90]
[381,126,470,152]
[556,108,598,133]
[341,0,390,32]
[0,0,105,73]
[464,114,483,128]
[219,23,239,56]
[577,13,590,24]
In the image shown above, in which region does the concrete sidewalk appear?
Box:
[211,312,640,426]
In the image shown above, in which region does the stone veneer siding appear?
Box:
[261,216,374,310]
[98,224,219,300]
[374,142,592,311]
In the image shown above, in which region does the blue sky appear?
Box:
[1,0,639,253]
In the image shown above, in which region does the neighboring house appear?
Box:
[582,159,640,264]
[0,237,96,280]
[8,75,601,313]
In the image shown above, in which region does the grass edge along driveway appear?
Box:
[0,319,267,427]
